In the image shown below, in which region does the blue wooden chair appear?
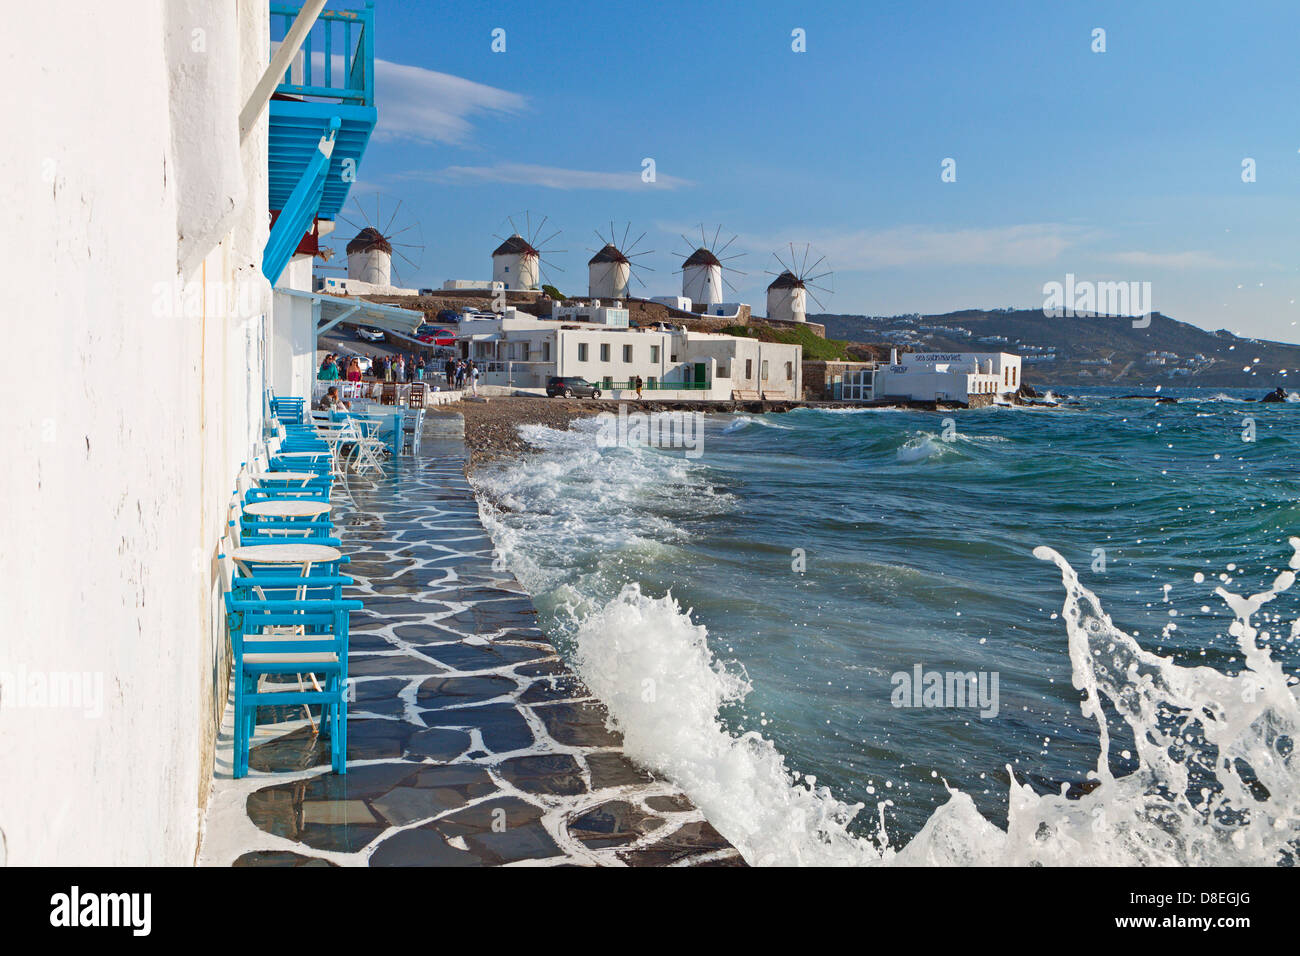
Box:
[270,396,306,426]
[224,594,362,777]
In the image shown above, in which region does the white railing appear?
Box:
[312,380,465,406]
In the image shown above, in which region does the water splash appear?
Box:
[474,418,1299,866]
[523,542,1300,866]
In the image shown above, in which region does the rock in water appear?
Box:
[1260,387,1288,403]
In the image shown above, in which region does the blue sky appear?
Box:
[336,0,1299,341]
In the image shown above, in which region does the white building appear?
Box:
[651,295,692,311]
[552,302,630,327]
[588,244,631,299]
[3,0,278,865]
[682,247,724,307]
[455,312,802,400]
[873,351,1022,404]
[492,233,540,291]
[443,279,504,292]
[766,270,807,323]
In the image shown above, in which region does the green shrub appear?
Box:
[719,324,852,361]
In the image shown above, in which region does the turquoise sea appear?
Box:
[474,387,1300,865]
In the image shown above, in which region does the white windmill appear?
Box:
[327,193,425,292]
[677,225,744,308]
[587,222,654,299]
[765,243,833,324]
[491,212,564,292]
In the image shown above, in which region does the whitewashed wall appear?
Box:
[270,255,317,398]
[0,0,272,864]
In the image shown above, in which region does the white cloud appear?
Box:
[372,59,526,145]
[1105,250,1232,270]
[300,52,526,145]
[405,162,693,191]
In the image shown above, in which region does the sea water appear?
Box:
[473,387,1300,865]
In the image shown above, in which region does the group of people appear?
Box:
[319,350,479,395]
[314,356,356,382]
[443,358,480,395]
[318,352,430,383]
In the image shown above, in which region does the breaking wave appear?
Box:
[471,409,1300,866]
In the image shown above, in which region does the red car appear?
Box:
[416,327,455,346]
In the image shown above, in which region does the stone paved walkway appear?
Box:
[199,435,742,867]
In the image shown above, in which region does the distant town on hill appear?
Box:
[811,309,1300,388]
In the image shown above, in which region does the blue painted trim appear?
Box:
[261,117,339,285]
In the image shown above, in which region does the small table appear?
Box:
[230,543,342,597]
[253,470,320,486]
[243,500,331,519]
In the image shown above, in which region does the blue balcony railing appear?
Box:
[270,2,374,107]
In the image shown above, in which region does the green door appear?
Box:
[694,362,707,387]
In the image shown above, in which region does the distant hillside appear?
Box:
[811,309,1300,388]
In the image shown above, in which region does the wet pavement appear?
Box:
[199,435,742,867]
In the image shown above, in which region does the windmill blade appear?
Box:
[383,199,402,237]
[806,288,830,312]
[802,254,827,278]
[712,225,722,250]
[715,234,738,257]
[530,214,549,246]
[625,231,648,255]
[336,211,367,235]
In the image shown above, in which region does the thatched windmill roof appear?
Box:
[492,234,540,258]
[683,247,721,268]
[346,226,392,256]
[588,243,629,266]
[767,269,805,291]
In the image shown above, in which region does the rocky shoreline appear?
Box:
[450,395,1006,467]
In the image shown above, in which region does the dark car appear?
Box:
[546,376,602,399]
[436,309,460,325]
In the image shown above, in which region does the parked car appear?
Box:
[417,328,455,346]
[356,326,385,342]
[436,309,460,325]
[546,376,602,399]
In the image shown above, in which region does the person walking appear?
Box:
[445,357,456,387]
[470,361,480,396]
[634,375,644,399]
[416,356,425,381]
